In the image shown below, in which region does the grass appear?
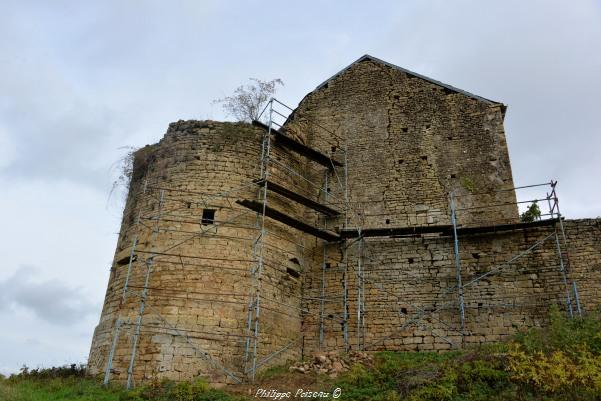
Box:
[0,369,242,401]
[2,307,600,401]
[0,376,124,401]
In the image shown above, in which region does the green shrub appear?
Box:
[407,370,458,401]
[520,201,542,222]
[331,309,600,400]
[8,364,87,381]
[119,378,233,401]
[513,305,601,356]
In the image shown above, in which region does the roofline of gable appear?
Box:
[313,54,504,107]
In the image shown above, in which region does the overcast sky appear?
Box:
[1,0,600,375]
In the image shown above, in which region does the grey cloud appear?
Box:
[1,0,600,374]
[0,2,203,189]
[0,266,99,325]
[376,0,601,218]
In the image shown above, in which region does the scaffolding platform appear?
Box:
[339,224,453,239]
[454,218,559,235]
[253,179,340,217]
[252,120,343,168]
[236,199,341,241]
[340,218,560,239]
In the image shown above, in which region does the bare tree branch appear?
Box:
[213,78,284,122]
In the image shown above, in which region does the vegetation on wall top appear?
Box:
[213,78,284,122]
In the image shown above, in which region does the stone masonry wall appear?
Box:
[301,219,601,353]
[89,57,601,387]
[287,57,517,230]
[88,121,310,386]
[286,58,601,354]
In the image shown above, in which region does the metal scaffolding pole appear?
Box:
[319,170,329,349]
[572,281,582,316]
[554,230,574,318]
[103,319,121,386]
[248,97,349,363]
[356,236,365,350]
[551,181,582,317]
[342,246,349,352]
[319,242,327,348]
[342,143,349,352]
[450,191,466,340]
[126,189,164,389]
[246,99,273,382]
[103,174,151,387]
[243,227,258,369]
[343,144,348,228]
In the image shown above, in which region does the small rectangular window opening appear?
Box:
[201,209,216,225]
[117,254,137,266]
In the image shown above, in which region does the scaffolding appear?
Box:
[102,97,351,386]
[239,98,349,380]
[343,181,583,351]
[101,98,584,387]
[104,177,261,387]
[449,181,582,334]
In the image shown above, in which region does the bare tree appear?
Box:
[214,78,284,122]
[108,146,137,205]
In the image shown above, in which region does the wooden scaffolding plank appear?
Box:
[236,199,341,242]
[339,218,559,239]
[252,120,343,168]
[340,225,452,239]
[453,218,559,236]
[254,179,340,217]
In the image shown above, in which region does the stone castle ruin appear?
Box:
[88,55,601,387]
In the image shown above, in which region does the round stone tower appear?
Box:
[88,120,307,386]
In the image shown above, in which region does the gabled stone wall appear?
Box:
[89,57,601,387]
[287,58,517,230]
